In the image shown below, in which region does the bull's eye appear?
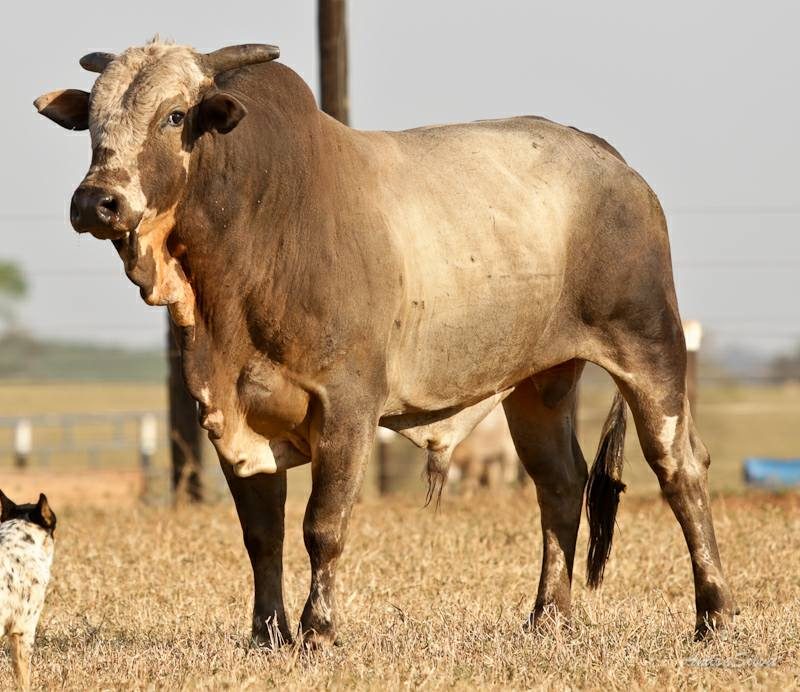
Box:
[167,110,185,127]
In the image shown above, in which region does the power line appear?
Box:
[667,206,800,216]
[26,271,125,278]
[18,258,800,277]
[3,205,800,222]
[11,323,800,338]
[674,260,800,268]
[0,213,66,221]
[707,333,800,340]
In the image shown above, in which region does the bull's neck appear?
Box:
[173,110,346,345]
[186,113,333,242]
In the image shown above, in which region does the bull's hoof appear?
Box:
[251,632,292,650]
[523,604,571,634]
[694,607,736,641]
[300,627,340,650]
[251,620,292,650]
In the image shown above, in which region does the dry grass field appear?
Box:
[1,491,798,689]
[1,379,799,688]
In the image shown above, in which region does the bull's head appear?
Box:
[34,40,279,240]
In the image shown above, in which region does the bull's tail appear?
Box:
[585,390,627,589]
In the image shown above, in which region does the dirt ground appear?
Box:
[0,490,797,690]
[1,469,144,507]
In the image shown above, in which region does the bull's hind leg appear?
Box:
[600,331,735,638]
[221,463,291,647]
[503,361,587,627]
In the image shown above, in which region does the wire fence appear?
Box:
[4,208,798,354]
[0,411,165,468]
[1,206,798,500]
[0,409,231,504]
[1,380,798,504]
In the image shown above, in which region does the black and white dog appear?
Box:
[0,491,56,691]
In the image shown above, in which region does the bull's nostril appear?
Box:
[99,196,118,213]
[70,198,80,223]
[96,196,119,222]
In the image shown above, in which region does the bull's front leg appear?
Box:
[300,405,377,648]
[220,461,291,647]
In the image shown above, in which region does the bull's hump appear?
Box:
[385,115,556,145]
[380,115,624,173]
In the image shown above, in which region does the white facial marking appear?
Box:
[87,39,210,218]
[123,171,148,219]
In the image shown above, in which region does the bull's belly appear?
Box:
[385,257,566,414]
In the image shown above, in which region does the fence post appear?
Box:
[683,320,703,418]
[167,320,204,502]
[139,414,158,500]
[14,418,32,469]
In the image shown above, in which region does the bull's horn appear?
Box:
[203,44,280,75]
[80,52,117,73]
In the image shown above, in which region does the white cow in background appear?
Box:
[448,405,520,492]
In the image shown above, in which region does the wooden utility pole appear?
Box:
[167,319,203,502]
[320,0,394,496]
[318,0,350,125]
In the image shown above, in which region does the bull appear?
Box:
[35,39,735,646]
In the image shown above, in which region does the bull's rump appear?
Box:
[363,117,636,411]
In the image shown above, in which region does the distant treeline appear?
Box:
[770,345,800,384]
[0,331,797,385]
[0,333,165,381]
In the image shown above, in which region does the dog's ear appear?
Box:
[0,490,16,522]
[35,493,56,533]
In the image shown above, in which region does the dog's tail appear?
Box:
[585,390,627,589]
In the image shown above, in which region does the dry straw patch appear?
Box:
[1,490,798,689]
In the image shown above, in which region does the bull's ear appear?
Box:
[0,489,16,522]
[198,92,247,134]
[34,89,90,130]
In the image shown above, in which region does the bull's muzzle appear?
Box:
[70,185,141,240]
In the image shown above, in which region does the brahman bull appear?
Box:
[35,39,734,646]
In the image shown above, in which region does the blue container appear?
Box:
[743,458,800,487]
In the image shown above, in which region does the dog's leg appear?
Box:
[9,632,32,691]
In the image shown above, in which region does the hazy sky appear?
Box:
[1,1,798,355]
